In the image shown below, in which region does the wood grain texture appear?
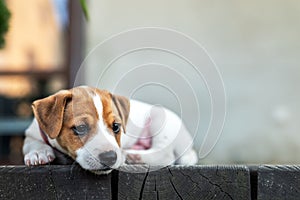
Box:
[257,165,300,200]
[118,165,251,200]
[5,164,300,200]
[0,165,111,200]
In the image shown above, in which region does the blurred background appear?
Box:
[0,0,299,165]
[0,0,82,164]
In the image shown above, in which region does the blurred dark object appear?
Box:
[52,148,74,165]
[0,95,31,165]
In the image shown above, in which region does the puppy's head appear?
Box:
[32,86,130,174]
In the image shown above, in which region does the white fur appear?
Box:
[23,118,56,165]
[123,100,198,165]
[23,87,198,172]
[75,93,124,172]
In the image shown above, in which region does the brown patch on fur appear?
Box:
[94,89,122,146]
[114,133,121,147]
[112,94,130,133]
[95,89,130,147]
[56,87,99,159]
[33,86,129,159]
[32,90,72,139]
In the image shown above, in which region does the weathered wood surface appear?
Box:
[257,165,300,200]
[0,165,111,200]
[2,164,300,200]
[118,165,251,200]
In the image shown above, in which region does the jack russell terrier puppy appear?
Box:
[23,86,198,174]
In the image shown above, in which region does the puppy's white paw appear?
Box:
[126,153,143,164]
[24,148,55,166]
[177,149,198,165]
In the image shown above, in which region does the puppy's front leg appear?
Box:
[23,119,55,166]
[23,137,55,165]
[125,153,142,164]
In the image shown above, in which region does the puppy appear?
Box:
[23,86,198,174]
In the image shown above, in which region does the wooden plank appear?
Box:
[257,165,300,200]
[0,165,111,200]
[118,165,251,200]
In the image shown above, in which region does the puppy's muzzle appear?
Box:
[98,150,117,167]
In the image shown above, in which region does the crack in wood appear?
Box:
[178,169,239,200]
[167,166,174,176]
[169,178,183,200]
[196,171,234,200]
[111,170,119,200]
[138,168,149,200]
[178,170,204,191]
[155,178,160,200]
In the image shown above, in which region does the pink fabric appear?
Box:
[131,118,152,150]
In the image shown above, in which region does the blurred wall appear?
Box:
[0,0,62,69]
[83,0,300,164]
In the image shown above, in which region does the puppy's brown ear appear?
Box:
[112,94,130,133]
[32,90,72,139]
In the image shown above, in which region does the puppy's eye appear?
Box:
[72,124,89,136]
[112,122,121,134]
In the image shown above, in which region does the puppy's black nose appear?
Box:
[98,150,117,167]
